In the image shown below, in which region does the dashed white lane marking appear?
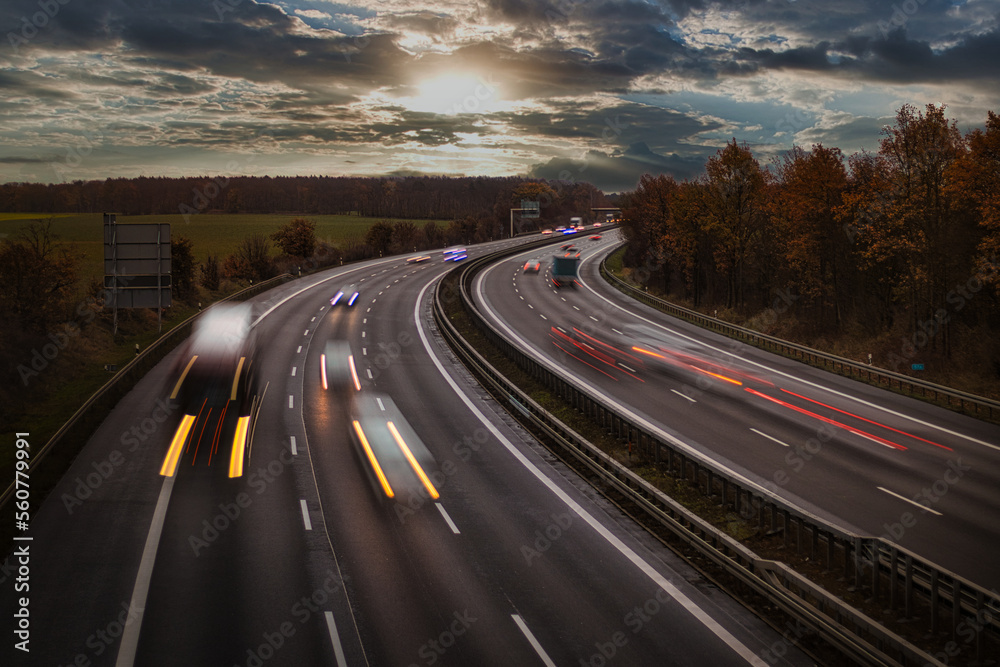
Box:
[290,436,297,455]
[300,500,313,530]
[671,389,696,403]
[435,503,460,534]
[511,615,557,667]
[750,428,790,447]
[878,486,944,516]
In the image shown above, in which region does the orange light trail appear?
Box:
[387,421,439,500]
[352,420,394,498]
[160,414,196,477]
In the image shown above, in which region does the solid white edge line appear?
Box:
[750,428,790,448]
[877,486,943,516]
[414,281,765,667]
[511,614,557,667]
[114,476,176,667]
[435,503,460,534]
[324,611,349,667]
[300,499,313,530]
[671,389,696,403]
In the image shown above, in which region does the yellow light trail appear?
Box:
[387,421,439,500]
[692,366,743,386]
[352,420,394,498]
[230,356,246,401]
[169,355,198,400]
[320,354,328,390]
[160,414,196,477]
[229,416,250,478]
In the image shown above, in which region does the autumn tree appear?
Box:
[0,220,78,333]
[950,110,1000,295]
[703,139,771,309]
[271,217,317,258]
[365,220,394,256]
[201,254,221,291]
[223,233,274,282]
[772,145,849,327]
[391,220,418,253]
[171,236,197,302]
[619,174,679,291]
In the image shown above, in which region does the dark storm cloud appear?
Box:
[529,142,707,192]
[494,100,722,155]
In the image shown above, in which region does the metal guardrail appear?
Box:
[435,244,999,666]
[599,248,1000,423]
[0,274,293,516]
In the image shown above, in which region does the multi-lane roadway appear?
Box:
[7,236,818,666]
[474,231,1000,591]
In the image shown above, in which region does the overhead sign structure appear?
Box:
[103,213,171,333]
[520,200,540,219]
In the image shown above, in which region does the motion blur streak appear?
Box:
[692,367,743,386]
[352,420,394,498]
[170,355,198,400]
[744,387,907,451]
[387,421,439,500]
[779,388,953,451]
[348,355,361,391]
[230,357,246,401]
[320,354,329,390]
[229,416,250,478]
[161,414,196,477]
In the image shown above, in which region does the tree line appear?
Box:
[0,174,608,228]
[619,104,1000,364]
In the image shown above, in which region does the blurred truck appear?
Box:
[552,253,579,288]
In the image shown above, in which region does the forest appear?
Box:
[618,104,1000,376]
[0,173,609,227]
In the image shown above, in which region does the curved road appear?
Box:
[473,231,1000,591]
[6,238,814,666]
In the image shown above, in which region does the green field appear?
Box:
[0,213,449,288]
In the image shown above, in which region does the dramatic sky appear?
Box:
[1,0,998,191]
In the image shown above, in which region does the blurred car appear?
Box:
[443,247,468,262]
[540,229,553,235]
[331,284,360,306]
[349,393,440,502]
[590,234,602,240]
[593,222,603,227]
[322,340,361,394]
[407,255,431,263]
[560,243,576,250]
[523,259,541,273]
[555,226,566,232]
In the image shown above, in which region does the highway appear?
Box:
[473,230,1000,591]
[5,236,815,666]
